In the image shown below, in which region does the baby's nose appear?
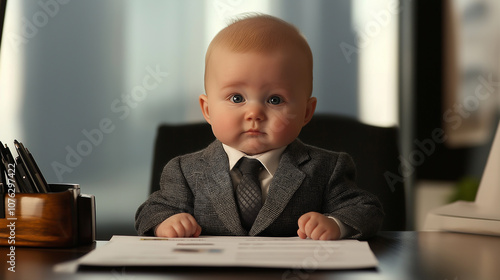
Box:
[245,103,265,121]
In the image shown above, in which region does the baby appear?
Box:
[135,14,384,240]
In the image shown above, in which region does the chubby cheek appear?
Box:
[267,112,303,145]
[210,115,240,143]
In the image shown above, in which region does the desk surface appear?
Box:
[1,231,499,280]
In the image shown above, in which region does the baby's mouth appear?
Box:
[245,129,265,135]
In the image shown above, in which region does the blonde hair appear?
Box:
[204,14,313,95]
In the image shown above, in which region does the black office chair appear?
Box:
[149,114,406,231]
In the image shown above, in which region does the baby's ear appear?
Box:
[199,94,211,124]
[303,97,317,126]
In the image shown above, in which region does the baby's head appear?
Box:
[200,14,317,155]
[204,14,313,94]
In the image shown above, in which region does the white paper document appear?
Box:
[77,235,378,270]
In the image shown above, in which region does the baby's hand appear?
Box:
[297,212,341,240]
[155,213,202,238]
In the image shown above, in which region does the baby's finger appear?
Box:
[297,229,307,239]
[303,218,320,237]
[172,222,187,237]
[297,212,312,230]
[309,226,328,240]
[182,214,202,237]
[193,225,202,237]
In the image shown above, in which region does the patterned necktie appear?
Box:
[235,157,263,232]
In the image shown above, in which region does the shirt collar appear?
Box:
[222,144,286,176]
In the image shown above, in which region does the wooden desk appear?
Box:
[1,231,499,280]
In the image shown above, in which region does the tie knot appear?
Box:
[237,158,262,175]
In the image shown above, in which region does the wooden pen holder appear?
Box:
[0,184,95,248]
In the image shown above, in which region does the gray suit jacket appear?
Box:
[135,139,384,239]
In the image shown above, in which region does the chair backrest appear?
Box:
[150,114,406,230]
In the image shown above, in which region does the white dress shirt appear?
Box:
[222,144,347,238]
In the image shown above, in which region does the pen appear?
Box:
[0,142,7,218]
[14,140,49,193]
[0,143,21,193]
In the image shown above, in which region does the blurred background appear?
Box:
[0,0,498,239]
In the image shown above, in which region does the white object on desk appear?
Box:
[425,122,500,236]
[75,235,378,270]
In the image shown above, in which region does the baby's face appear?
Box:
[200,47,316,155]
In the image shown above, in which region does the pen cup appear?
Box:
[0,183,95,247]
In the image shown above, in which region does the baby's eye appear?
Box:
[230,94,245,103]
[268,96,283,105]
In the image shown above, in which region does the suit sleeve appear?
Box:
[323,152,384,239]
[135,156,194,236]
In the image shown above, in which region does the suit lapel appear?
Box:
[200,141,247,235]
[250,140,310,236]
